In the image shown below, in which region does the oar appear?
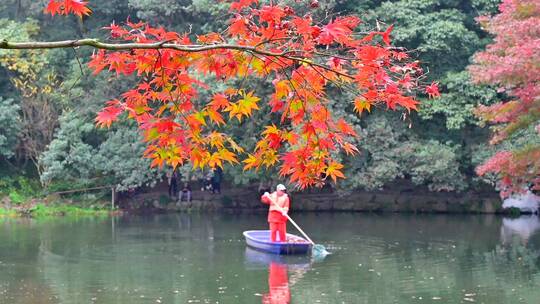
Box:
[266,195,330,256]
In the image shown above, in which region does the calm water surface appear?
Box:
[1,213,540,304]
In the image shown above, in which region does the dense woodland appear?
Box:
[0,0,516,201]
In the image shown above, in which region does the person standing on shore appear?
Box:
[180,182,192,202]
[211,167,223,194]
[167,168,178,199]
[261,184,290,242]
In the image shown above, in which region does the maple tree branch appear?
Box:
[0,39,255,52]
[0,38,355,80]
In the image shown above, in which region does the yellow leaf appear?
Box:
[262,124,280,136]
[274,80,290,99]
[218,148,238,164]
[325,162,345,183]
[262,150,278,168]
[251,57,266,74]
[255,140,268,152]
[208,152,222,168]
[354,97,371,114]
[224,91,260,122]
[194,111,207,126]
[206,108,225,125]
[243,154,260,171]
[227,138,245,153]
[207,132,225,149]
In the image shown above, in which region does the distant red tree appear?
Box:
[470,0,540,196]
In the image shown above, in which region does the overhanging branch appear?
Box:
[0,38,355,80]
[1,38,259,52]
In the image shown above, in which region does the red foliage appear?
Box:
[46,0,435,189]
[470,0,540,196]
[45,0,91,17]
[425,82,440,99]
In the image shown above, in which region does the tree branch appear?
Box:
[0,38,355,80]
[0,39,251,52]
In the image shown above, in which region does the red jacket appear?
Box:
[261,192,290,223]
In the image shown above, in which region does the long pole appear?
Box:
[283,213,315,245]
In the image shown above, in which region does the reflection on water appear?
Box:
[263,262,290,304]
[1,213,540,303]
[502,191,540,212]
[245,247,316,304]
[501,215,540,245]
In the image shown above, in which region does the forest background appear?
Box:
[0,0,511,205]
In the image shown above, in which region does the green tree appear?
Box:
[40,62,162,190]
[0,97,20,158]
[419,71,499,130]
[335,0,502,192]
[338,112,466,192]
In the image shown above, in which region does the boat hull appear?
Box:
[243,230,312,255]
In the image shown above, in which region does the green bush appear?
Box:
[8,191,24,204]
[0,207,16,217]
[28,203,109,217]
[0,176,42,204]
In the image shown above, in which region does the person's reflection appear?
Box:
[501,215,540,245]
[262,262,290,304]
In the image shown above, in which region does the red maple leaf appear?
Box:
[67,0,91,17]
[317,16,360,45]
[45,0,91,17]
[425,82,440,98]
[258,5,285,23]
[381,25,394,46]
[44,0,62,15]
[230,0,258,11]
[209,93,231,110]
[96,104,123,128]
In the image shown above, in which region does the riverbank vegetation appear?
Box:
[0,0,538,206]
[0,169,112,216]
[0,204,110,217]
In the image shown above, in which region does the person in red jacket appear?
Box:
[261,184,290,242]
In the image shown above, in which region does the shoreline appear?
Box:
[120,187,505,214]
[2,186,516,217]
[0,205,526,218]
[0,203,116,218]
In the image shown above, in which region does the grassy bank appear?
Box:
[0,172,115,218]
[0,207,17,217]
[28,204,111,217]
[0,203,112,218]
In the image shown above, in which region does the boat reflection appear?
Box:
[245,247,326,304]
[244,247,314,269]
[500,215,540,245]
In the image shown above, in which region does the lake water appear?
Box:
[1,213,540,304]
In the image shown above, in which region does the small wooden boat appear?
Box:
[243,230,312,255]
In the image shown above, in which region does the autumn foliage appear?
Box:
[45,0,437,189]
[470,0,540,196]
[45,0,91,17]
